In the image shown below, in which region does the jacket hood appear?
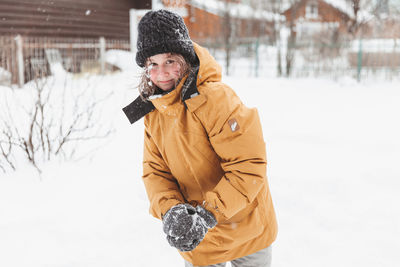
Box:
[193,42,222,86]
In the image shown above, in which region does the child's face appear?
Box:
[146,53,182,91]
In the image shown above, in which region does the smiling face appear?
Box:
[146,53,183,91]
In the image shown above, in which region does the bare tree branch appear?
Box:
[0,72,115,174]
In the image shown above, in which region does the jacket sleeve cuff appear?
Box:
[204,177,248,221]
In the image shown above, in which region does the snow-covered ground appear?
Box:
[1,68,399,267]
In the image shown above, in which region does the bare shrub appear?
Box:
[0,73,113,174]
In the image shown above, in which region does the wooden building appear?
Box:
[0,0,151,39]
[0,0,278,44]
[283,0,352,39]
[161,0,279,45]
[0,0,152,85]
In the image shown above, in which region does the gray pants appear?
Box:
[184,246,272,267]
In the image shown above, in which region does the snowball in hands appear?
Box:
[162,203,217,251]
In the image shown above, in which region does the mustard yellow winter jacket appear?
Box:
[141,43,277,265]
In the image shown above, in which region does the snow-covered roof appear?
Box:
[283,0,376,23]
[189,0,284,21]
[324,0,374,21]
[323,0,353,17]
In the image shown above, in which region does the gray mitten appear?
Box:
[162,203,217,252]
[166,224,204,252]
[162,203,197,237]
[196,205,217,229]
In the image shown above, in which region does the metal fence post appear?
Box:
[15,35,24,87]
[99,37,106,74]
[357,38,363,82]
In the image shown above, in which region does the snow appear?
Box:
[0,67,11,86]
[189,0,284,21]
[105,50,138,72]
[295,21,340,36]
[1,55,400,267]
[350,38,400,52]
[48,62,67,76]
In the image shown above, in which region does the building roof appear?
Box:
[189,0,284,21]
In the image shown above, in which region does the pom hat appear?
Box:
[135,9,197,68]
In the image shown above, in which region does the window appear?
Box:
[305,1,318,19]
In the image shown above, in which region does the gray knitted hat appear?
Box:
[135,9,197,68]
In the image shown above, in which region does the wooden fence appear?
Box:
[0,35,130,87]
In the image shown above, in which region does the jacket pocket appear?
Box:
[207,204,264,248]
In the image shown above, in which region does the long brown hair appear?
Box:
[137,53,191,100]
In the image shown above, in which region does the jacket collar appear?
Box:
[122,96,155,125]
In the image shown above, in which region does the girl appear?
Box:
[123,9,278,267]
